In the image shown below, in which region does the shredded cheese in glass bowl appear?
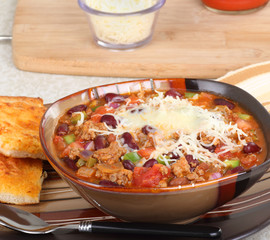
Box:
[78,0,166,49]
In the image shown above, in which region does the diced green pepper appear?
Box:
[91,105,100,112]
[89,99,101,111]
[224,159,240,169]
[250,129,259,141]
[86,157,97,168]
[63,134,76,144]
[238,113,251,120]
[123,152,141,163]
[157,155,170,165]
[76,158,86,168]
[185,92,197,98]
[70,111,87,125]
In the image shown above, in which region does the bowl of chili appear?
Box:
[40,78,270,223]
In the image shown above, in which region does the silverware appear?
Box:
[0,35,12,41]
[0,203,222,238]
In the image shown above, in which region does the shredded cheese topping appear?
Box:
[73,112,85,127]
[86,91,248,168]
[85,0,158,44]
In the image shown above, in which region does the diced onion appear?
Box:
[84,141,95,151]
[209,172,222,180]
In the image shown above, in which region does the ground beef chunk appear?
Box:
[199,132,220,145]
[159,165,170,175]
[216,105,237,123]
[186,172,205,182]
[240,154,257,166]
[171,157,191,177]
[69,146,84,160]
[95,168,133,186]
[195,162,209,176]
[158,179,168,188]
[108,169,133,186]
[136,130,148,148]
[184,162,208,183]
[186,172,199,181]
[80,121,107,140]
[93,141,126,164]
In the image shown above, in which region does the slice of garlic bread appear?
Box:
[0,154,44,205]
[0,96,46,160]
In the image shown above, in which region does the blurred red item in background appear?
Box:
[202,0,269,13]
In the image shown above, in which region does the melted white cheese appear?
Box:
[118,101,211,136]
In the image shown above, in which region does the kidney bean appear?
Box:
[227,166,245,174]
[121,132,139,150]
[166,152,180,159]
[169,177,189,186]
[143,159,158,168]
[203,144,216,153]
[99,180,120,187]
[185,155,199,168]
[214,98,235,110]
[105,93,126,103]
[122,132,132,142]
[243,142,261,154]
[127,142,139,150]
[62,156,78,171]
[142,125,156,135]
[122,160,135,171]
[100,115,117,128]
[164,89,182,99]
[67,104,87,116]
[94,135,108,150]
[56,123,69,136]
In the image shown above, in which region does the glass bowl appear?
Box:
[40,78,270,223]
[77,0,166,50]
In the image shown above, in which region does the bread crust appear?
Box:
[0,96,46,160]
[0,154,44,205]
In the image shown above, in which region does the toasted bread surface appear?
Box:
[0,96,46,159]
[0,154,44,205]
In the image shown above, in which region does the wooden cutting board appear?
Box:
[12,0,270,79]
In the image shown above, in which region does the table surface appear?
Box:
[12,0,270,79]
[1,1,270,239]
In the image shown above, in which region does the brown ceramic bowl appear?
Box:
[40,78,270,223]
